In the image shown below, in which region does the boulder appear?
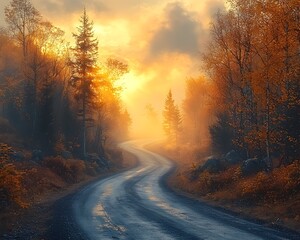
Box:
[87,153,98,162]
[61,150,73,159]
[241,158,267,176]
[87,153,109,169]
[32,149,43,162]
[189,156,225,180]
[98,156,109,169]
[224,150,242,165]
[202,156,224,173]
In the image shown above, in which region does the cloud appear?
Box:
[149,2,202,57]
[0,0,226,137]
[33,0,108,16]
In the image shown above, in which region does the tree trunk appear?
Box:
[266,79,272,170]
[82,92,86,160]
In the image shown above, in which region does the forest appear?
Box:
[0,0,299,237]
[161,0,300,229]
[0,0,130,211]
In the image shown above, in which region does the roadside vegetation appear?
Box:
[0,0,131,235]
[159,0,300,231]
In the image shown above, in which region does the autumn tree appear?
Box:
[70,9,98,159]
[203,0,300,165]
[163,90,182,144]
[5,0,41,58]
[91,58,130,154]
[209,113,233,154]
[4,0,42,139]
[182,76,211,146]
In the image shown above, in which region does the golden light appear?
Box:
[117,70,156,103]
[93,19,131,50]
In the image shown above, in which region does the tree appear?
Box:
[209,113,233,154]
[203,0,300,164]
[91,58,129,154]
[163,90,182,144]
[70,9,98,159]
[183,76,211,145]
[5,0,41,57]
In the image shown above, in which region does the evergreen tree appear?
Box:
[70,9,98,159]
[163,90,182,144]
[209,113,234,154]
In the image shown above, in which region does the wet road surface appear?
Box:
[73,140,299,240]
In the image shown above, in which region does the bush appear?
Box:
[192,160,300,204]
[107,148,123,166]
[0,143,28,208]
[238,161,300,203]
[43,156,85,183]
[197,166,241,194]
[240,172,271,202]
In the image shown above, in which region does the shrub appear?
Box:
[196,166,241,195]
[240,172,271,202]
[238,161,300,203]
[106,148,123,166]
[43,156,85,183]
[198,171,214,194]
[0,143,28,208]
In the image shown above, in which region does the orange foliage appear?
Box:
[173,160,300,205]
[240,161,300,203]
[185,160,300,204]
[0,143,28,208]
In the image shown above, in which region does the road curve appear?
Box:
[73,140,299,240]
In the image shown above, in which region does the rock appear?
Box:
[87,153,99,162]
[87,153,109,169]
[189,156,225,180]
[32,149,43,162]
[9,151,25,162]
[241,158,267,176]
[224,150,242,165]
[202,156,224,173]
[61,150,73,159]
[99,156,109,169]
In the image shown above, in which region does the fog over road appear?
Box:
[73,140,298,240]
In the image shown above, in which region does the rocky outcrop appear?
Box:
[224,150,242,165]
[241,158,267,176]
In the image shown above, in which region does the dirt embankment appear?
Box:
[0,150,138,240]
[148,143,300,233]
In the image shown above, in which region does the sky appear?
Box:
[0,0,225,137]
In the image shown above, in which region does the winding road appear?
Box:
[72,140,299,240]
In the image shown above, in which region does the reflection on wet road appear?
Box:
[73,140,297,240]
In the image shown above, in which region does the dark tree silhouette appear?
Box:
[70,9,98,159]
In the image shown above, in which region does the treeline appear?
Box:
[206,0,300,167]
[163,0,299,168]
[0,0,131,159]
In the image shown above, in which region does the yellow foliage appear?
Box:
[239,161,300,202]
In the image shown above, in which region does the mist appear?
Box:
[0,0,226,142]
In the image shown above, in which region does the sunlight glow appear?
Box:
[118,70,156,103]
[94,20,130,49]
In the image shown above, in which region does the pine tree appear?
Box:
[70,9,98,159]
[163,90,182,144]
